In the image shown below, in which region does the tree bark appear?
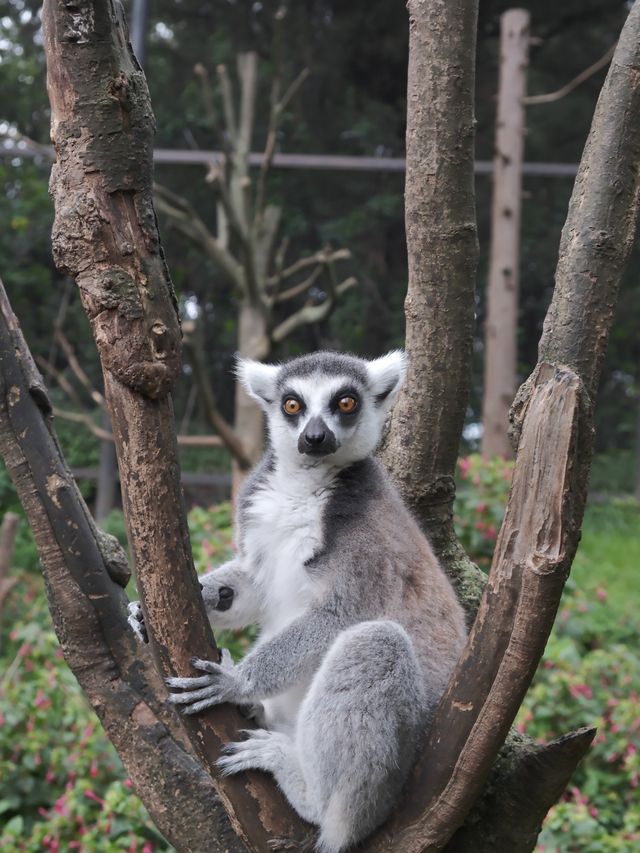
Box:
[374,2,640,849]
[41,1,310,849]
[481,9,529,460]
[0,282,243,852]
[379,0,485,622]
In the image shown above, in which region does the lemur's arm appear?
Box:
[166,601,344,715]
[127,559,260,643]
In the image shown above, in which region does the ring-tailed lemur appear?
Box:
[128,350,466,853]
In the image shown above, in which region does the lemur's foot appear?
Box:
[266,834,317,852]
[127,601,148,644]
[217,729,287,776]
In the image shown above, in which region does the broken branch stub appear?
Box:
[368,363,585,853]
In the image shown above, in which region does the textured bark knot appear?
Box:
[62,0,94,44]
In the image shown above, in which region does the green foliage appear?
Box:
[519,582,640,851]
[0,580,170,852]
[188,503,256,660]
[454,453,513,569]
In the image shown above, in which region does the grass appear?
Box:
[571,499,640,616]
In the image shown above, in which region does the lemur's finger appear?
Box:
[167,685,221,705]
[180,696,223,715]
[190,657,221,673]
[165,675,213,689]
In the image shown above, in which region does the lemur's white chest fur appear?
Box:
[243,464,333,638]
[242,464,335,732]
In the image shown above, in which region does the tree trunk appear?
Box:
[481,9,530,460]
[40,1,310,848]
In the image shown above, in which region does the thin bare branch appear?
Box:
[194,62,218,130]
[274,263,325,303]
[154,184,245,291]
[524,42,616,105]
[54,406,225,449]
[270,275,356,343]
[55,329,106,408]
[216,63,237,143]
[182,328,252,469]
[267,248,351,285]
[36,355,88,413]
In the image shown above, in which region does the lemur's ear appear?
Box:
[235,357,279,407]
[367,350,406,407]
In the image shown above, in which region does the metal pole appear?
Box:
[130,0,149,67]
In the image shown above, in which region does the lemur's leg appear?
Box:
[200,559,261,630]
[213,621,427,853]
[217,729,320,825]
[296,621,426,853]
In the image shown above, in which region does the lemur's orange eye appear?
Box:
[338,396,357,413]
[283,398,302,415]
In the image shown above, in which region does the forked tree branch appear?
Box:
[0,280,244,853]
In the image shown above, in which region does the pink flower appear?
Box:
[18,642,32,657]
[124,778,134,789]
[569,683,593,700]
[475,502,487,514]
[84,789,105,806]
[485,524,497,541]
[35,690,50,709]
[474,521,485,532]
[53,795,69,816]
[46,769,56,783]
[459,457,471,478]
[90,758,98,778]
[142,843,153,853]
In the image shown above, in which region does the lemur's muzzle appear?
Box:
[298,416,338,456]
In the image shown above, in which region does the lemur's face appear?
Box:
[237,351,405,468]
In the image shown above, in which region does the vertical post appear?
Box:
[481,9,530,459]
[129,0,149,67]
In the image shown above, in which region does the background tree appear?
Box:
[153,34,355,483]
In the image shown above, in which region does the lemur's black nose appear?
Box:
[299,416,337,456]
[305,426,326,445]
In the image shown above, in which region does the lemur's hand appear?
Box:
[166,649,249,715]
[200,572,235,612]
[127,600,148,644]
